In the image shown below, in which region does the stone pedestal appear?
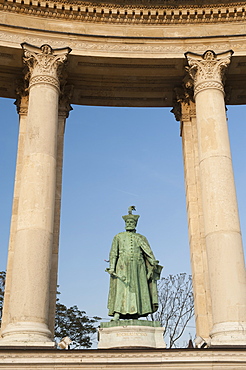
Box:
[98,320,166,349]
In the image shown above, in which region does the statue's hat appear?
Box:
[122,206,140,223]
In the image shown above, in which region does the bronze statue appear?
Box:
[106,206,162,321]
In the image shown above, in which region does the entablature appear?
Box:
[1,0,246,107]
[1,44,246,107]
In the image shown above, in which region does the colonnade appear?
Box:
[0,44,245,347]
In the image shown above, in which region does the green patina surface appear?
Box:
[100,320,161,328]
[106,207,163,322]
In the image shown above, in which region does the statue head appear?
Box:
[122,206,140,231]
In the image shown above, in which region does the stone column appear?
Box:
[172,90,213,342]
[0,91,29,334]
[0,43,71,346]
[48,88,73,335]
[185,50,246,345]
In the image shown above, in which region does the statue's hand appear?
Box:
[147,268,153,280]
[105,268,116,276]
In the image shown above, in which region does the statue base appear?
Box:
[97,320,166,349]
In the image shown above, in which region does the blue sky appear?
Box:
[0,98,245,337]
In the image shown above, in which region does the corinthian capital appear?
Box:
[185,50,233,97]
[21,43,71,91]
[14,78,29,115]
[59,84,74,119]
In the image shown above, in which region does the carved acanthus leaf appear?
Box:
[171,80,194,122]
[185,50,233,94]
[59,84,74,118]
[21,43,71,86]
[14,79,29,114]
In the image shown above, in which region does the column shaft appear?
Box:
[179,100,213,341]
[186,50,246,345]
[48,96,72,334]
[0,44,71,346]
[1,95,28,334]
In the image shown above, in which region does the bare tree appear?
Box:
[151,273,194,348]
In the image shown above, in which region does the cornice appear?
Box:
[1,0,246,25]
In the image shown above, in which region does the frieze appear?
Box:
[1,29,246,57]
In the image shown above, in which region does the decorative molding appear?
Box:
[22,43,71,92]
[0,348,246,366]
[49,0,246,6]
[1,28,246,56]
[185,50,233,97]
[194,80,224,96]
[29,75,60,90]
[1,0,246,25]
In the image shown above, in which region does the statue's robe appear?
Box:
[107,231,162,318]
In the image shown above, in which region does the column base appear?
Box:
[0,322,55,347]
[210,322,246,346]
[98,320,166,349]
